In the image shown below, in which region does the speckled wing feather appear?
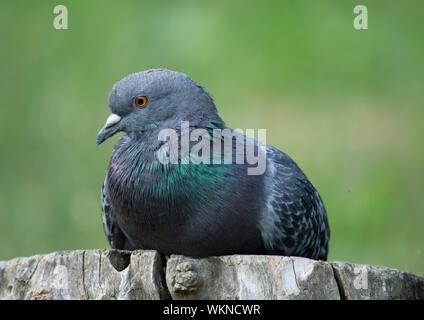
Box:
[258,146,330,260]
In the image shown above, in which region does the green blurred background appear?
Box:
[0,1,423,275]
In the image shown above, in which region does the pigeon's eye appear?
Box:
[135,96,148,108]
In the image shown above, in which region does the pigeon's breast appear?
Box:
[107,140,178,217]
[105,137,267,256]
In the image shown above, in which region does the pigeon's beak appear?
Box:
[96,114,122,146]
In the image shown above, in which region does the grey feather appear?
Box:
[97,69,330,260]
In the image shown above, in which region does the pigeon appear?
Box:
[97,69,330,260]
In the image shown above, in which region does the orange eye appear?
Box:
[135,96,148,108]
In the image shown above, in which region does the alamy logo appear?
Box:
[157,121,267,176]
[53,5,68,30]
[353,5,368,30]
[353,266,369,290]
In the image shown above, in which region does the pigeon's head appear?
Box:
[96,69,222,145]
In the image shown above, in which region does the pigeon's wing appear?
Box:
[258,146,330,260]
[101,173,135,250]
